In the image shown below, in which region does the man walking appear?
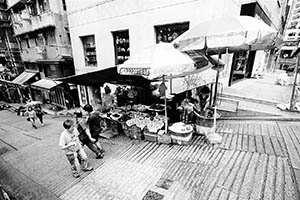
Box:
[74,110,104,159]
[82,104,105,156]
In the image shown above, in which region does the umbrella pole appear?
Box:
[163,75,168,133]
[290,55,299,111]
[213,52,221,106]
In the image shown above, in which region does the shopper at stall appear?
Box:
[82,104,105,155]
[74,110,103,159]
[59,119,93,178]
[102,85,115,112]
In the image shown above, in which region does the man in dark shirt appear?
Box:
[82,104,105,156]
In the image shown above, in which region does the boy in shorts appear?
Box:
[59,119,93,178]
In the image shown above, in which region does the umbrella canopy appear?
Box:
[117,42,196,79]
[25,101,42,107]
[173,15,278,54]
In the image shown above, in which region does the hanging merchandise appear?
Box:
[159,82,167,97]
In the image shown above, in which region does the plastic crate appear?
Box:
[171,132,193,145]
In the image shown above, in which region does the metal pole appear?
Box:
[213,53,221,106]
[290,55,299,111]
[163,75,168,133]
[85,85,90,105]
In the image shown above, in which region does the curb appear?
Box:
[219,116,300,121]
[221,93,280,106]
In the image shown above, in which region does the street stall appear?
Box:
[173,15,278,143]
[115,42,222,145]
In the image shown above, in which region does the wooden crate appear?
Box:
[143,127,157,142]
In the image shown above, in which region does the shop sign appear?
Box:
[119,67,150,76]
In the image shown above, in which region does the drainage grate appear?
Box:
[142,190,164,200]
[155,178,173,190]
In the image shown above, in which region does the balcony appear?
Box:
[20,45,72,63]
[13,11,56,36]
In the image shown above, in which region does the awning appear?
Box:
[31,79,63,90]
[36,55,73,64]
[11,71,38,86]
[56,66,150,86]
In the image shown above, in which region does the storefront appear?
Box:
[9,70,39,102]
[228,2,274,85]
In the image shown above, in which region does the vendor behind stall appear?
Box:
[194,85,211,117]
[102,85,115,113]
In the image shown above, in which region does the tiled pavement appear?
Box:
[1,111,300,200]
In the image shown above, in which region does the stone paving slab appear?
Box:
[60,139,297,200]
[0,157,61,200]
[1,109,300,200]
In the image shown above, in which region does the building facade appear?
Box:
[277,0,300,68]
[6,0,78,107]
[65,0,284,106]
[0,0,24,103]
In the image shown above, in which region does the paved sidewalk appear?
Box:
[221,70,300,118]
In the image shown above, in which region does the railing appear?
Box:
[21,45,72,61]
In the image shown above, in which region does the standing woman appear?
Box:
[25,107,37,129]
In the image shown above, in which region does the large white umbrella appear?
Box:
[117,42,196,79]
[173,15,278,54]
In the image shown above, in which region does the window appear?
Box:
[36,33,46,46]
[112,30,130,65]
[154,22,189,43]
[81,35,97,66]
[21,38,30,49]
[45,64,58,78]
[288,32,296,37]
[28,1,38,16]
[38,0,49,13]
[45,30,56,45]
